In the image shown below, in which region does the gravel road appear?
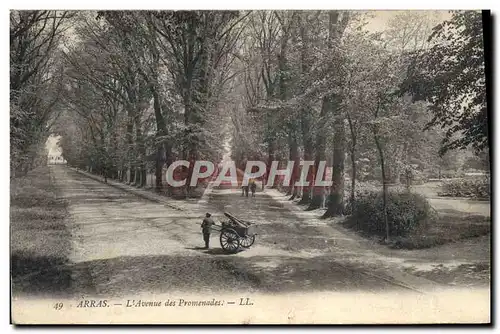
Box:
[16,166,423,298]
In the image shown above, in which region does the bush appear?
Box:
[409,169,428,185]
[439,176,490,199]
[346,191,436,238]
[427,170,466,179]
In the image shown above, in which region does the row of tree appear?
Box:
[10,11,489,226]
[11,11,74,177]
[230,10,488,224]
[56,11,248,197]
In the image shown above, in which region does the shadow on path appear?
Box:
[184,247,245,256]
[11,251,73,298]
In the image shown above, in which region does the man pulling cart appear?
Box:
[200,212,257,253]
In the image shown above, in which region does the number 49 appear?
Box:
[53,302,63,310]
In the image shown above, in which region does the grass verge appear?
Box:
[404,262,490,287]
[10,166,72,296]
[342,210,490,250]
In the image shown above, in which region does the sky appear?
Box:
[46,134,63,157]
[364,10,452,31]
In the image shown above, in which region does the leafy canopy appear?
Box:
[402,11,488,154]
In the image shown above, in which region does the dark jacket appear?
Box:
[201,217,215,234]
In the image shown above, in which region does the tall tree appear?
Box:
[323,11,351,217]
[10,10,74,176]
[307,10,350,212]
[402,11,488,154]
[152,11,245,196]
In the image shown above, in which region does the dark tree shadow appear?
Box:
[185,247,208,251]
[184,247,244,255]
[11,251,73,298]
[203,248,244,255]
[12,250,420,300]
[12,253,262,299]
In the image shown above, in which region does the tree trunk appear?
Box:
[126,107,135,184]
[135,114,146,187]
[155,144,164,191]
[307,96,329,211]
[350,150,356,207]
[164,145,173,197]
[184,93,200,198]
[320,11,350,217]
[324,105,346,217]
[346,112,357,211]
[277,17,294,195]
[298,107,315,205]
[374,132,389,242]
[403,142,412,191]
[141,167,147,188]
[288,133,300,199]
[308,12,348,211]
[298,141,314,204]
[267,140,276,188]
[133,167,139,185]
[186,151,197,197]
[151,85,167,192]
[120,166,126,182]
[298,15,314,205]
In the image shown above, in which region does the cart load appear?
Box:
[211,212,257,253]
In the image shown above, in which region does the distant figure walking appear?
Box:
[201,213,215,249]
[241,185,249,197]
[102,166,108,183]
[250,179,257,197]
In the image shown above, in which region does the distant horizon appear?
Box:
[45,134,63,157]
[364,10,453,32]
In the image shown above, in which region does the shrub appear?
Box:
[439,176,490,199]
[346,190,436,238]
[410,169,428,185]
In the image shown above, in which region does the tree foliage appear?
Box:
[11,10,488,227]
[10,10,74,176]
[402,11,488,154]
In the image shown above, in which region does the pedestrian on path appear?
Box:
[201,213,215,249]
[242,185,249,197]
[250,179,257,197]
[103,166,108,183]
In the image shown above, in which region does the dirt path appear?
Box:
[32,166,431,298]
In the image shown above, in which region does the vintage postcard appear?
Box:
[10,9,491,324]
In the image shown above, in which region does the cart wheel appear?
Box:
[240,235,255,248]
[220,229,240,253]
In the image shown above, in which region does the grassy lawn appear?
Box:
[404,262,490,287]
[340,185,490,250]
[341,210,490,251]
[10,166,72,295]
[390,211,490,250]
